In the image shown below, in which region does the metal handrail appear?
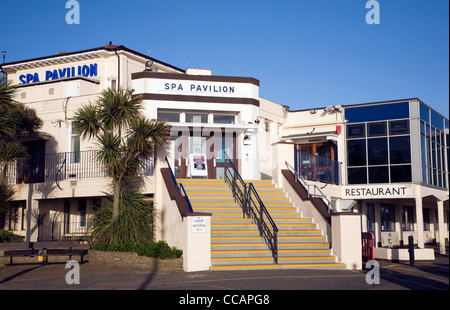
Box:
[165,156,193,213]
[246,183,278,264]
[286,161,337,213]
[224,153,278,264]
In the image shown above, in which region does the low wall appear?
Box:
[86,250,183,271]
[375,248,435,261]
[0,250,183,272]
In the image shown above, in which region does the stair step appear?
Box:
[210,263,346,271]
[178,177,345,270]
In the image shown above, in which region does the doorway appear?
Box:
[296,142,339,184]
[174,128,237,179]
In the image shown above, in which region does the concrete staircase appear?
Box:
[179,178,346,271]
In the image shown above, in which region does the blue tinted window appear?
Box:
[445,119,449,129]
[345,102,409,123]
[347,139,366,166]
[347,124,365,138]
[431,110,444,130]
[420,104,430,123]
[390,165,412,183]
[389,120,410,135]
[348,167,367,184]
[390,136,411,164]
[368,138,388,165]
[369,166,389,183]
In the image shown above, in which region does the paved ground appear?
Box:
[0,250,447,293]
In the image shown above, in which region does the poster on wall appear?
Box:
[189,154,208,177]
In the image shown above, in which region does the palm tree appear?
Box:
[73,87,170,219]
[0,76,42,213]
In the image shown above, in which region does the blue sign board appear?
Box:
[19,63,98,85]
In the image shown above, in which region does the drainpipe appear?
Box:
[114,49,120,89]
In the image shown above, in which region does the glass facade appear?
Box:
[345,102,412,184]
[419,103,448,188]
[345,101,448,188]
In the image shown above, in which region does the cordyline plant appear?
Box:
[73,88,170,220]
[0,76,42,214]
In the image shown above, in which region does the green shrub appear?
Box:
[91,240,182,259]
[0,229,25,243]
[89,190,155,246]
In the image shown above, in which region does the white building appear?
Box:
[1,45,448,270]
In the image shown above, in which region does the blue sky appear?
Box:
[1,0,448,118]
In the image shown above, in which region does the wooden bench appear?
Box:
[0,241,88,265]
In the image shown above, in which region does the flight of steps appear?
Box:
[179,178,346,271]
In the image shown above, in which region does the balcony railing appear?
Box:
[2,150,154,186]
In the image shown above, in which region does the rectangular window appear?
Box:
[402,206,415,231]
[368,122,387,136]
[345,102,409,123]
[389,136,411,164]
[368,138,388,165]
[157,111,180,122]
[213,115,235,124]
[390,165,412,183]
[347,124,365,138]
[420,104,430,123]
[348,167,367,184]
[186,113,208,123]
[347,139,366,166]
[366,203,375,233]
[380,203,395,231]
[389,120,410,135]
[369,166,389,183]
[78,199,87,228]
[423,208,431,231]
[71,123,80,164]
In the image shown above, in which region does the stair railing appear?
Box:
[165,156,194,213]
[224,153,278,264]
[286,161,337,213]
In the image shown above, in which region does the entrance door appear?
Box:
[296,142,338,184]
[174,129,236,179]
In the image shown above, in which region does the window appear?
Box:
[213,115,235,124]
[265,121,271,133]
[389,120,409,135]
[380,203,395,231]
[420,104,430,123]
[347,140,366,166]
[347,124,365,138]
[110,79,117,91]
[389,136,411,164]
[71,123,80,164]
[345,102,409,123]
[420,112,448,189]
[348,167,367,184]
[366,203,375,233]
[390,165,412,182]
[78,199,87,228]
[423,208,431,231]
[368,122,386,136]
[368,138,388,165]
[402,206,415,231]
[186,113,208,123]
[158,111,180,122]
[369,166,389,183]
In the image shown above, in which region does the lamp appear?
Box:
[2,51,6,64]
